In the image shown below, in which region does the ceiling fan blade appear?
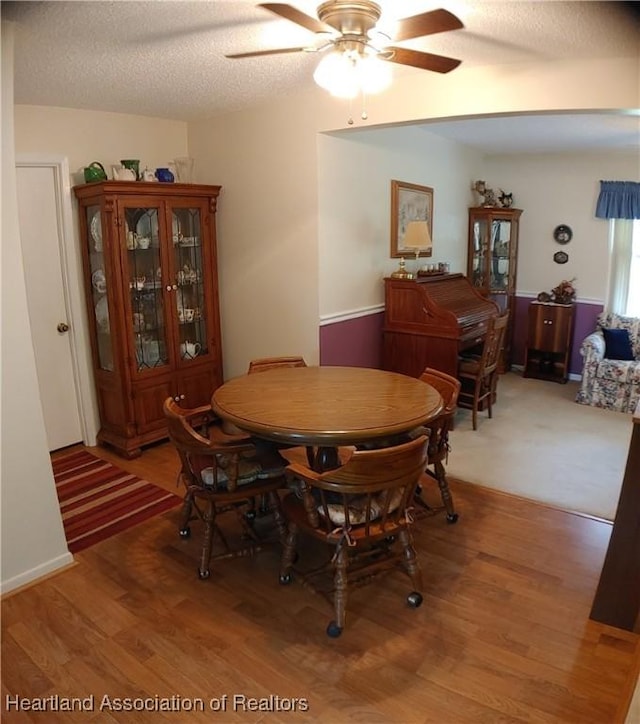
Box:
[383,47,462,74]
[393,9,464,42]
[259,3,333,34]
[226,46,307,59]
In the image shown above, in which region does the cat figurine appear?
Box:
[498,190,514,208]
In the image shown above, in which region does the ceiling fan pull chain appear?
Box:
[347,95,354,125]
[346,90,369,125]
[361,90,368,121]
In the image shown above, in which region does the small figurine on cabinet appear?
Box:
[472,180,497,207]
[551,278,577,305]
[498,190,514,208]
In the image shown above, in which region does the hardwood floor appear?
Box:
[2,441,638,723]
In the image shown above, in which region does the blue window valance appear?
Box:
[595,180,640,219]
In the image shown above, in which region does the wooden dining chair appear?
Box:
[458,313,509,430]
[415,367,461,523]
[279,435,429,637]
[163,398,288,580]
[247,356,307,374]
[221,355,307,435]
[247,355,315,469]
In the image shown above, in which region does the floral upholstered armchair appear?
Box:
[576,312,640,413]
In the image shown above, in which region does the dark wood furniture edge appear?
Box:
[590,401,640,632]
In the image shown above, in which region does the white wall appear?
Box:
[188,94,324,377]
[321,57,639,131]
[485,152,640,301]
[14,106,188,188]
[1,23,73,593]
[318,125,483,316]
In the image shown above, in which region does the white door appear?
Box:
[16,165,83,451]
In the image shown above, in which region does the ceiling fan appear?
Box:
[226,2,464,96]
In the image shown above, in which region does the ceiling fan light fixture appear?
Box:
[313,47,391,99]
[358,51,392,94]
[230,2,464,119]
[313,50,359,98]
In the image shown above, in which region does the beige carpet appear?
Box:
[447,371,632,521]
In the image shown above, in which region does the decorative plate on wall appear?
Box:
[553,251,569,264]
[553,224,572,244]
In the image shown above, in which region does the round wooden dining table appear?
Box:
[211,366,443,469]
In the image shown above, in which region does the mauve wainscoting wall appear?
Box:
[320,310,385,368]
[319,298,603,377]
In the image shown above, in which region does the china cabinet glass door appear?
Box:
[490,219,512,292]
[123,205,169,372]
[472,219,488,288]
[172,206,208,363]
[86,205,113,371]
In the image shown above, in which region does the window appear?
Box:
[627,220,640,316]
[598,182,640,315]
[607,218,637,316]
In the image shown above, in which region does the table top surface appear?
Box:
[211,366,443,446]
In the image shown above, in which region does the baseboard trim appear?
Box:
[511,364,581,382]
[0,551,75,597]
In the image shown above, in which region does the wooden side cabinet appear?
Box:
[523,302,574,383]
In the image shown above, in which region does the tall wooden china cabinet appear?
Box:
[467,207,522,368]
[73,182,223,458]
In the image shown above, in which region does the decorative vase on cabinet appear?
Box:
[467,206,522,369]
[73,181,223,458]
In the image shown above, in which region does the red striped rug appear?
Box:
[52,449,181,553]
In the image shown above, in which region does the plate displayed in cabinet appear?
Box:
[172,213,180,244]
[95,295,109,332]
[92,268,107,294]
[90,211,103,251]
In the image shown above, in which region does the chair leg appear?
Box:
[487,375,494,419]
[179,490,194,538]
[329,545,349,637]
[279,522,298,583]
[414,482,435,513]
[246,493,270,520]
[199,500,217,580]
[398,528,423,594]
[268,491,288,545]
[434,461,458,523]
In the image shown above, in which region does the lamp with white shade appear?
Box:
[390,220,432,279]
[403,220,432,273]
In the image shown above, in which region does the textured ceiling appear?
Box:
[3,1,640,153]
[417,111,640,155]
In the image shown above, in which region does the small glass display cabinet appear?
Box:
[74,181,223,458]
[467,206,522,368]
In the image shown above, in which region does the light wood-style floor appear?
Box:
[2,441,639,723]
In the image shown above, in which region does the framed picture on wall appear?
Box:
[390,180,434,258]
